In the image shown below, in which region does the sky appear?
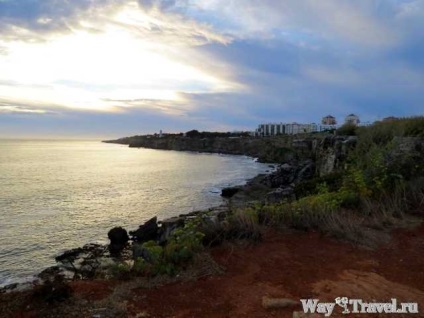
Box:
[0,0,423,139]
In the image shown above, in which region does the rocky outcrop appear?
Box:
[315,135,357,176]
[158,217,185,243]
[54,243,120,280]
[129,217,158,242]
[105,135,306,163]
[105,134,361,177]
[107,227,129,254]
[221,187,241,198]
[226,158,317,205]
[266,187,295,203]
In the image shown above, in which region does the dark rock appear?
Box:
[107,227,129,246]
[221,187,240,198]
[295,160,315,183]
[158,216,185,243]
[262,163,296,188]
[55,248,83,263]
[108,227,129,255]
[0,283,18,294]
[38,266,64,282]
[130,217,158,242]
[267,187,295,203]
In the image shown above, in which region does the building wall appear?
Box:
[345,114,360,125]
[322,116,337,125]
[255,122,320,136]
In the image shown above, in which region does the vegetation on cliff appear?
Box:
[103,116,424,249]
[239,116,424,246]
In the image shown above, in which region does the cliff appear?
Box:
[104,135,325,164]
[104,131,424,179]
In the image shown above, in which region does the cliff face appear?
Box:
[127,136,303,163]
[105,135,349,174]
[105,133,423,178]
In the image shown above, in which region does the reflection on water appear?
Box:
[0,140,269,286]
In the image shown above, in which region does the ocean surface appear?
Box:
[0,139,270,286]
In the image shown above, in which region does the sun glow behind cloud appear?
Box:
[0,1,235,113]
[0,0,423,138]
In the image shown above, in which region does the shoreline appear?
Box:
[1,134,322,292]
[0,151,277,293]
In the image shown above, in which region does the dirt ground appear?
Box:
[2,223,424,318]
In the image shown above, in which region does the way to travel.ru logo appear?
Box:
[300,297,419,316]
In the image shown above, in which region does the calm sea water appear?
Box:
[0,139,269,286]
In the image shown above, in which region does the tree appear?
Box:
[185,130,200,138]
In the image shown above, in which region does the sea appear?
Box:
[0,139,270,287]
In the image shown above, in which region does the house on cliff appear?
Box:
[345,114,360,126]
[322,115,337,125]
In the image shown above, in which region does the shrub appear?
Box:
[225,208,262,241]
[336,124,357,136]
[110,262,131,279]
[294,172,344,199]
[131,218,205,277]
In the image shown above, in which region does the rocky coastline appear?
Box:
[0,136,326,294]
[4,133,422,293]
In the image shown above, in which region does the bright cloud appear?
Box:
[0,0,236,113]
[0,0,423,138]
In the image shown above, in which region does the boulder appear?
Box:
[107,227,129,255]
[221,187,240,198]
[107,227,129,246]
[55,248,83,263]
[263,164,296,188]
[130,217,158,242]
[158,216,185,243]
[267,187,295,203]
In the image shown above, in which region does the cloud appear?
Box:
[0,105,48,114]
[0,98,57,114]
[102,96,193,115]
[0,0,231,46]
[179,0,399,48]
[0,0,237,117]
[0,0,423,138]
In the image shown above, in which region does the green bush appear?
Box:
[336,124,357,136]
[225,208,262,240]
[294,172,344,199]
[110,262,131,279]
[131,218,205,277]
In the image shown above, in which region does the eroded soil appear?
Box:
[2,223,424,318]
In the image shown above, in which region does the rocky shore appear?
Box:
[4,133,422,294]
[2,124,424,317]
[0,134,366,293]
[1,135,328,294]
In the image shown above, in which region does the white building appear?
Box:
[322,115,337,125]
[255,122,319,136]
[345,114,360,126]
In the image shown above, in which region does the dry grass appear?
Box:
[254,178,424,248]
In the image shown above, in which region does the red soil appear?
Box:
[4,224,424,317]
[126,225,424,317]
